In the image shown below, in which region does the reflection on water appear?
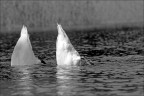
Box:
[0,32,144,96]
[11,67,34,96]
[56,66,80,96]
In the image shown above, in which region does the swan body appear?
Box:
[11,25,40,66]
[56,24,81,66]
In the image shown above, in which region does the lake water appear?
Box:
[0,31,144,96]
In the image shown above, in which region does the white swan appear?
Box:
[56,23,81,65]
[11,25,40,66]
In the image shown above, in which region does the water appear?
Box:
[0,31,144,96]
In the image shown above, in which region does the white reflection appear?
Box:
[56,66,80,96]
[13,66,34,96]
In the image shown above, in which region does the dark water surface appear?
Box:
[0,31,144,96]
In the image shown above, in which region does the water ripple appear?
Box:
[0,32,143,96]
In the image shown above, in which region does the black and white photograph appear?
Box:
[0,0,144,96]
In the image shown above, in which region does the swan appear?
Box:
[56,23,81,66]
[11,25,41,66]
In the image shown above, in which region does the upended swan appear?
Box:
[56,23,81,65]
[11,25,41,66]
